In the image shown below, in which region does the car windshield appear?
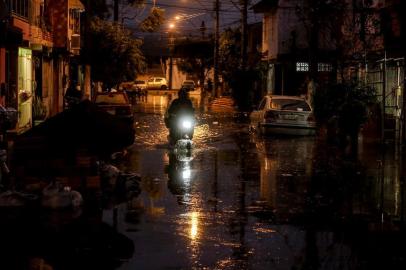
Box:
[95,93,127,104]
[135,81,145,84]
[184,81,194,85]
[270,99,311,111]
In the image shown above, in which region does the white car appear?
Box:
[250,95,316,136]
[146,77,168,90]
[133,80,147,91]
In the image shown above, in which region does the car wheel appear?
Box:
[161,85,167,90]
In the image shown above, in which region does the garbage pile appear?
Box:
[98,161,142,204]
[13,100,135,160]
[0,161,141,209]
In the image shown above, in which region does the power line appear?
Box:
[144,1,241,13]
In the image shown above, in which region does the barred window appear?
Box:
[296,62,309,72]
[318,63,333,72]
[6,0,29,19]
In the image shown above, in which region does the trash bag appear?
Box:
[42,182,83,209]
[0,190,38,207]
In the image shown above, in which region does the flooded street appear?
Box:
[111,93,406,270]
[0,93,405,270]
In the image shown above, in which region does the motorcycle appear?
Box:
[165,112,195,147]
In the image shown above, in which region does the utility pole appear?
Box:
[168,32,174,90]
[200,21,206,40]
[114,0,119,22]
[241,0,248,70]
[83,0,92,100]
[213,0,220,98]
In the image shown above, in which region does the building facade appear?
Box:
[0,0,84,133]
[253,0,337,96]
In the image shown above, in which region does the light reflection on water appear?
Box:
[114,96,406,270]
[190,211,199,240]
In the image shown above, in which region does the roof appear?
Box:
[251,0,279,13]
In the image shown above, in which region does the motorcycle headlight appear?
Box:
[180,118,193,130]
[182,168,191,179]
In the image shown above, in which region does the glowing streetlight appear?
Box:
[175,15,181,20]
[169,23,175,29]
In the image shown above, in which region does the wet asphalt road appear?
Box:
[107,93,406,270]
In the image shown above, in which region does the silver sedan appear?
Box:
[250,95,316,136]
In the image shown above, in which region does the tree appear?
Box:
[139,7,165,32]
[219,27,264,110]
[86,18,146,90]
[295,0,347,80]
[81,0,165,92]
[174,39,214,91]
[116,0,165,32]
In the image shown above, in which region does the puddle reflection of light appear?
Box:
[190,212,199,240]
[182,168,191,179]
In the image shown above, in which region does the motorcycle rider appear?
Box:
[165,88,195,142]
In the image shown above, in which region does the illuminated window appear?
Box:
[318,63,333,72]
[296,62,309,72]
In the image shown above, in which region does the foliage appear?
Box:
[313,82,377,134]
[139,7,165,32]
[219,28,242,82]
[87,18,146,89]
[82,0,110,18]
[219,28,265,110]
[174,39,214,86]
[295,0,347,77]
[32,95,47,120]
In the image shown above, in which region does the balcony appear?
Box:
[5,0,30,20]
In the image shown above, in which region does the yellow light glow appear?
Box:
[175,16,181,20]
[190,212,199,240]
[169,23,175,29]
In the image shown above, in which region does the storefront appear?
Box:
[17,47,32,131]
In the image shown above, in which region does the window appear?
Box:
[258,98,267,110]
[318,63,333,72]
[296,62,309,72]
[6,0,29,19]
[69,8,81,34]
[271,99,311,111]
[155,78,162,82]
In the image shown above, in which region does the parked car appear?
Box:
[250,95,316,136]
[181,80,196,91]
[133,80,147,91]
[146,77,168,90]
[94,92,134,123]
